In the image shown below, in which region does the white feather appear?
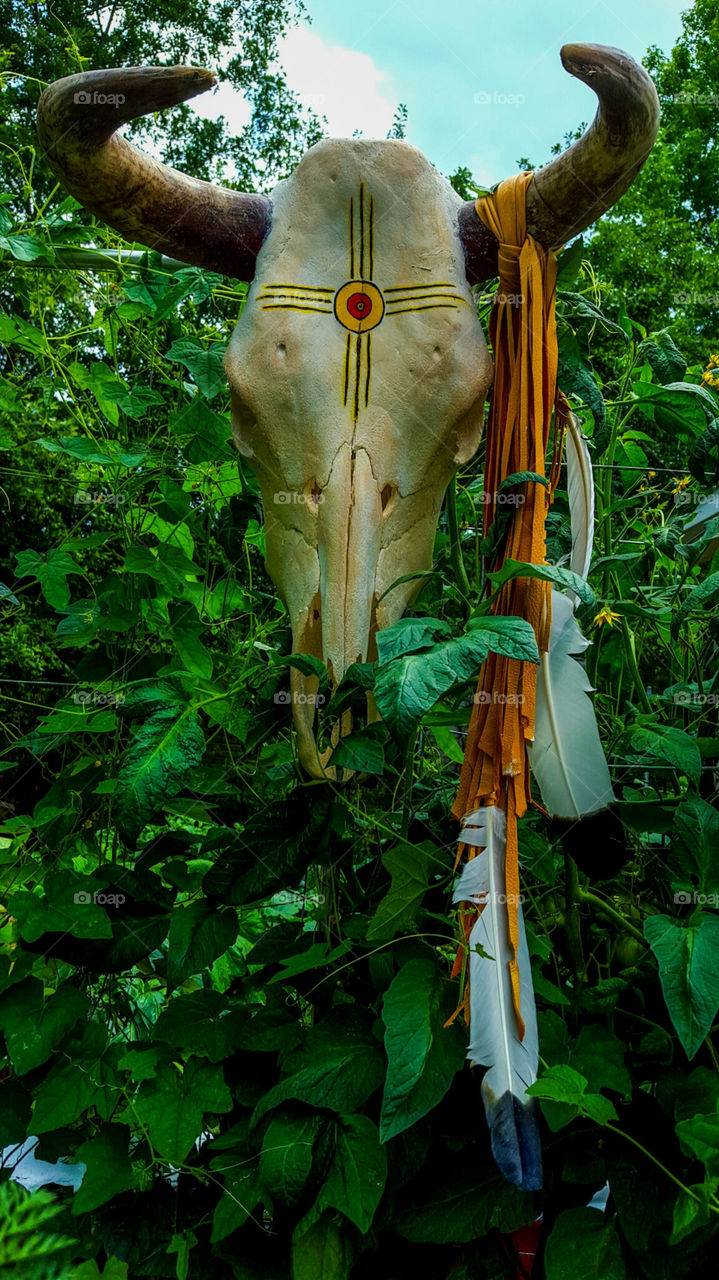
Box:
[529,591,615,818]
[528,413,614,818]
[454,807,541,1188]
[565,410,594,592]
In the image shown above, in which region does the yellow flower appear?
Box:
[594,606,621,628]
[701,370,719,387]
[709,354,719,368]
[671,476,691,495]
[648,471,656,479]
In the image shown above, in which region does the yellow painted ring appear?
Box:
[333,280,385,333]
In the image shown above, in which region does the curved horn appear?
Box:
[460,43,660,282]
[37,67,271,281]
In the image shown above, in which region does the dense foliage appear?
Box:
[2,4,719,1279]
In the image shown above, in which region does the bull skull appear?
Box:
[38,45,659,775]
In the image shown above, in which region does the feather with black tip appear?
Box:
[455,806,542,1191]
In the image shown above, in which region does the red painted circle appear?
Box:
[347,290,373,320]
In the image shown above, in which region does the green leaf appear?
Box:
[252,1013,385,1125]
[556,237,584,289]
[166,901,238,989]
[670,799,719,896]
[33,1054,115,1132]
[633,380,718,437]
[671,571,719,634]
[375,623,537,739]
[134,1059,232,1162]
[329,728,385,775]
[544,1208,631,1279]
[670,1179,718,1244]
[638,331,687,385]
[115,699,205,840]
[291,1212,353,1280]
[37,436,146,467]
[366,841,436,943]
[394,1150,533,1242]
[375,617,452,663]
[628,723,701,784]
[72,1125,134,1213]
[675,1112,719,1171]
[166,1231,198,1280]
[8,872,113,943]
[0,980,88,1075]
[380,956,466,1142]
[259,1109,318,1207]
[315,1114,387,1232]
[14,548,81,609]
[0,233,51,261]
[644,913,719,1058]
[527,1064,618,1125]
[166,340,226,399]
[152,991,245,1062]
[486,559,596,605]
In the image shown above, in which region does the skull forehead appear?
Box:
[224,136,492,495]
[266,137,469,269]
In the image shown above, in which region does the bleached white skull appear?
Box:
[38,47,659,774]
[223,140,491,771]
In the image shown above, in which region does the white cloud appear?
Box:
[190,24,398,142]
[277,26,398,139]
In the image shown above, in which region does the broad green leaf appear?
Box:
[486,559,596,605]
[33,1054,116,1132]
[380,956,466,1142]
[670,799,719,896]
[134,1059,232,1162]
[8,871,113,944]
[375,617,452,663]
[375,624,537,739]
[671,572,719,634]
[644,913,719,1058]
[14,548,81,609]
[366,842,436,942]
[166,901,238,989]
[166,339,226,399]
[259,1109,318,1207]
[315,1114,387,1232]
[628,723,701,784]
[464,614,543,657]
[633,380,718,437]
[252,1013,385,1125]
[37,436,146,467]
[638,331,686,385]
[394,1151,533,1242]
[71,1259,128,1280]
[166,1231,198,1280]
[527,1064,618,1126]
[210,1165,262,1243]
[0,980,88,1075]
[72,1125,134,1213]
[291,1212,353,1280]
[670,1180,718,1244]
[675,1112,719,1171]
[115,701,205,840]
[329,729,385,775]
[0,233,51,261]
[544,1208,630,1279]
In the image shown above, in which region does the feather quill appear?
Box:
[454,806,542,1191]
[528,413,615,818]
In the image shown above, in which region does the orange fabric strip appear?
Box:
[452,171,564,1039]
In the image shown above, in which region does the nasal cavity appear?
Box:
[380,483,396,513]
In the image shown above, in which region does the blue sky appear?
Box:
[196,0,690,185]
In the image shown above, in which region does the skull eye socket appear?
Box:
[380,483,396,513]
